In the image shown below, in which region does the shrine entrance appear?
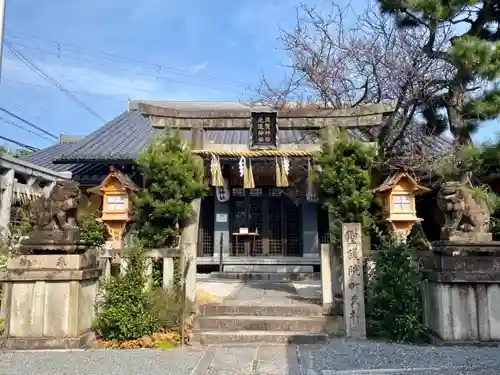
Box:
[229,187,301,257]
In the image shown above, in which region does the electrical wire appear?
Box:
[4,41,107,122]
[0,106,58,139]
[0,135,39,151]
[0,116,55,142]
[7,32,249,88]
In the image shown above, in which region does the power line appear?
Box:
[0,106,58,139]
[0,116,54,142]
[4,78,133,100]
[8,41,247,94]
[0,135,38,151]
[6,32,250,88]
[4,41,107,122]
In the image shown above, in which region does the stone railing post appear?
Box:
[144,256,153,290]
[321,244,333,313]
[179,199,201,303]
[98,248,115,281]
[163,256,174,289]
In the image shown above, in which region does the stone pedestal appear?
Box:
[0,251,101,349]
[422,242,500,344]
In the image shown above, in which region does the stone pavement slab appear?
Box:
[2,340,500,375]
[0,348,206,375]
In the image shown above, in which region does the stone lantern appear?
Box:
[88,167,139,249]
[373,170,430,241]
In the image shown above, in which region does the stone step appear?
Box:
[199,303,324,317]
[191,330,329,345]
[196,315,342,333]
[209,271,321,281]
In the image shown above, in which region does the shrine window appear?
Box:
[393,194,411,212]
[251,112,277,148]
[106,194,127,211]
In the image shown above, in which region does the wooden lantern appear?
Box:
[373,170,430,240]
[88,167,139,249]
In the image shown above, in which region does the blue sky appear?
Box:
[0,0,497,151]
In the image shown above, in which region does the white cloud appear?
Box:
[2,56,169,99]
[191,62,208,74]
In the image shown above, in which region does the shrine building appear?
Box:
[23,100,450,272]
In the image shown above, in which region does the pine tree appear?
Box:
[134,131,206,248]
[378,1,500,147]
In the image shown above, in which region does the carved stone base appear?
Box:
[443,232,493,242]
[432,240,500,255]
[19,229,88,253]
[0,251,101,349]
[0,331,95,350]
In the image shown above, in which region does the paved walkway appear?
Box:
[3,281,499,374]
[222,280,321,305]
[2,340,500,375]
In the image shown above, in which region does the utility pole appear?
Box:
[0,0,6,82]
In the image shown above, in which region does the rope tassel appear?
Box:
[275,157,282,187]
[306,158,317,201]
[210,155,224,187]
[242,157,255,189]
[280,157,289,187]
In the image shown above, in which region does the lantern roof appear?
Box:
[87,166,139,195]
[373,170,430,196]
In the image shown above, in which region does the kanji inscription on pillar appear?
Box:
[342,222,366,339]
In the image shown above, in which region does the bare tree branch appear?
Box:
[255,1,455,153]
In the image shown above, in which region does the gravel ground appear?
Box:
[1,340,500,375]
[300,339,500,374]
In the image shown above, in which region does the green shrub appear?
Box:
[365,236,424,343]
[94,247,160,341]
[78,210,106,248]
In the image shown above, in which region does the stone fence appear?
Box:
[98,247,181,288]
[0,246,182,350]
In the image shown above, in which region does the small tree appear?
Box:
[315,133,377,245]
[134,131,206,248]
[94,247,160,341]
[366,236,424,343]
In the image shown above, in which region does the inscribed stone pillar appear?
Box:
[301,200,319,257]
[0,169,15,240]
[341,223,366,339]
[213,198,230,260]
[180,198,201,303]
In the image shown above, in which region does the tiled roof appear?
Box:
[22,143,77,172]
[55,111,190,163]
[22,143,112,180]
[26,104,452,171]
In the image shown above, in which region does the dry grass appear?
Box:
[196,289,222,304]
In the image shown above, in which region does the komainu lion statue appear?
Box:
[31,180,81,232]
[437,180,491,242]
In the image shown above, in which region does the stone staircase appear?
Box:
[208,271,321,282]
[192,298,343,345]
